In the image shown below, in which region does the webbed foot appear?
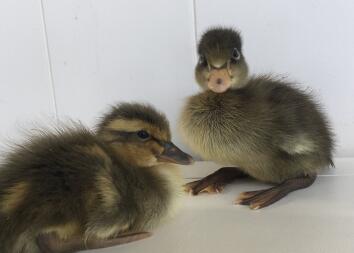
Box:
[184,167,247,195]
[235,174,316,209]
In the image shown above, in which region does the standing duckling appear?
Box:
[180,27,334,209]
[0,103,193,253]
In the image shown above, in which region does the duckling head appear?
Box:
[97,103,193,167]
[195,27,249,93]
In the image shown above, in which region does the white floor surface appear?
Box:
[87,158,354,253]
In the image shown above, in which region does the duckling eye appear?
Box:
[198,55,207,66]
[137,130,150,140]
[231,48,241,62]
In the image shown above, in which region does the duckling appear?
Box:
[180,27,334,209]
[0,102,193,253]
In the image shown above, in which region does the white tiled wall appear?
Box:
[0,0,353,156]
[41,0,197,149]
[0,0,55,140]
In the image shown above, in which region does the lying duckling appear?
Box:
[0,103,192,253]
[180,27,334,209]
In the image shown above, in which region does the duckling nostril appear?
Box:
[216,78,223,85]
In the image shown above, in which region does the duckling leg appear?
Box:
[235,174,316,210]
[37,232,151,253]
[184,167,247,195]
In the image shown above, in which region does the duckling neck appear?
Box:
[147,164,183,197]
[196,88,250,115]
[143,164,183,222]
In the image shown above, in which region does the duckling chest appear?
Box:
[179,94,270,164]
[129,167,182,230]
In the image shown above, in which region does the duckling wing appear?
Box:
[278,134,316,155]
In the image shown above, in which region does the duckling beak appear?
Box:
[157,142,194,165]
[208,69,231,93]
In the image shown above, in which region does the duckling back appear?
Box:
[0,126,93,252]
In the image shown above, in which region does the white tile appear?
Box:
[0,0,54,140]
[86,158,354,253]
[42,0,197,148]
[195,0,354,157]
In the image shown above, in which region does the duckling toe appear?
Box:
[235,188,280,209]
[184,179,225,195]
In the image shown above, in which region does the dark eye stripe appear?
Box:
[108,130,133,138]
[107,130,166,145]
[150,136,165,146]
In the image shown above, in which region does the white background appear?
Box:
[0,0,353,157]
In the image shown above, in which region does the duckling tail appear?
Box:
[0,217,41,253]
[0,213,40,253]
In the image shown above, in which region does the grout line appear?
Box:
[192,0,198,60]
[39,0,58,121]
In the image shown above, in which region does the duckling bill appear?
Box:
[180,27,334,209]
[0,103,193,253]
